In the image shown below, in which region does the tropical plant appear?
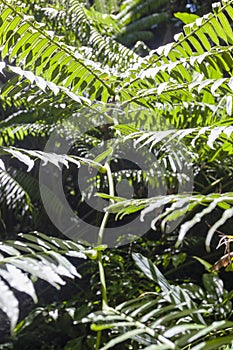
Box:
[85,253,233,350]
[0,0,233,348]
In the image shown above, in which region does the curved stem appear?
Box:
[97,162,115,310]
[97,162,115,246]
[95,162,114,348]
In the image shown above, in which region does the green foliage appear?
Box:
[0,231,87,331]
[105,192,233,251]
[0,0,233,348]
[85,253,233,349]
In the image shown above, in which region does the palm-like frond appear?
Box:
[69,0,140,70]
[0,231,87,331]
[0,2,114,102]
[105,192,233,251]
[85,253,233,349]
[115,120,233,160]
[0,160,32,214]
[119,0,233,112]
[0,0,233,345]
[117,0,168,27]
[0,61,91,108]
[0,0,233,246]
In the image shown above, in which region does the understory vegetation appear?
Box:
[0,0,233,348]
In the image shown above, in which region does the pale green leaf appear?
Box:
[100,329,148,350]
[174,12,199,24]
[0,278,19,332]
[0,264,37,303]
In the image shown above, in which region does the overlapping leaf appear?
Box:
[119,0,233,111]
[0,231,87,331]
[85,254,233,349]
[0,1,114,102]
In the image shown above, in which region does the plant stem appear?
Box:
[97,162,115,309]
[95,162,114,349]
[98,254,108,310]
[97,162,115,245]
[95,331,101,350]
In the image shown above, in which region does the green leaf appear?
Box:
[93,147,113,163]
[2,147,34,172]
[202,274,224,298]
[133,253,171,292]
[190,324,233,349]
[192,256,212,272]
[8,257,66,289]
[0,278,19,332]
[99,329,149,350]
[163,323,204,338]
[0,264,37,303]
[174,12,199,24]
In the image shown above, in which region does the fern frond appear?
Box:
[118,121,233,161]
[0,160,32,214]
[69,0,140,70]
[117,0,168,27]
[119,0,233,109]
[0,61,91,108]
[0,2,114,101]
[0,143,110,175]
[116,13,168,46]
[0,231,86,331]
[105,192,233,251]
[85,253,233,349]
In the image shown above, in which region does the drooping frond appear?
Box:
[0,61,91,109]
[69,0,140,70]
[85,253,233,349]
[119,0,233,112]
[116,0,168,27]
[105,192,233,251]
[115,120,233,161]
[0,231,87,331]
[0,159,32,215]
[0,0,233,345]
[0,2,115,102]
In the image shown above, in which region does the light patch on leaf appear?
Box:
[0,278,19,332]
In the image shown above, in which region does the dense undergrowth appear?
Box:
[0,0,233,348]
